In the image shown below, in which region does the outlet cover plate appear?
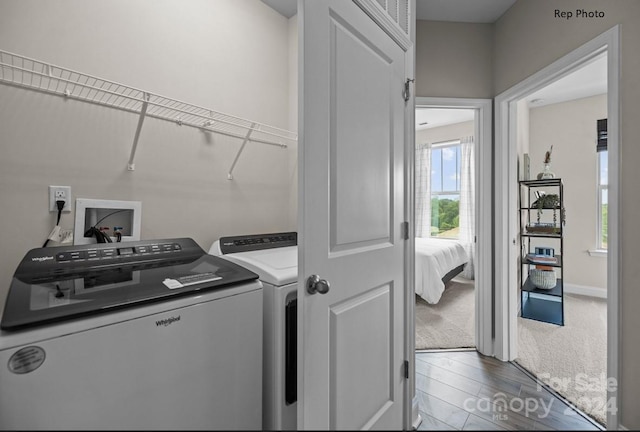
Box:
[49,185,72,212]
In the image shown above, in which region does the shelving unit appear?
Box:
[519,178,565,326]
[0,49,297,178]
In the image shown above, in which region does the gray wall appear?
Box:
[415,20,493,98]
[495,1,640,427]
[0,0,296,312]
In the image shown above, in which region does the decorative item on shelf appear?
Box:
[532,192,559,224]
[526,253,558,265]
[525,223,561,234]
[530,268,556,290]
[534,246,555,256]
[537,145,555,179]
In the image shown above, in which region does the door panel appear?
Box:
[330,283,394,430]
[330,13,393,250]
[299,0,407,429]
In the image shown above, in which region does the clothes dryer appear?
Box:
[209,232,297,431]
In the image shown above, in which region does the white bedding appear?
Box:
[415,237,469,304]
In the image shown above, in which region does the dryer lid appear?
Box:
[218,246,298,287]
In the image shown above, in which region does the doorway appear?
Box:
[516,52,608,427]
[414,97,493,356]
[494,26,620,428]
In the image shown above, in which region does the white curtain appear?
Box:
[415,143,431,237]
[459,136,475,279]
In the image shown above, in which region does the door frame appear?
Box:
[414,97,493,355]
[494,26,620,429]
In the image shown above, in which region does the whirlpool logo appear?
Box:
[31,256,54,262]
[155,316,181,327]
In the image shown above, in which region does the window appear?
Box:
[596,118,608,250]
[430,140,461,239]
[598,150,608,249]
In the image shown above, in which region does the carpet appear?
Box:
[414,277,475,350]
[516,294,607,426]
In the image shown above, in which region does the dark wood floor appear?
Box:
[415,350,603,431]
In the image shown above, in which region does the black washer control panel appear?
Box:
[55,242,182,262]
[18,238,202,277]
[219,232,297,254]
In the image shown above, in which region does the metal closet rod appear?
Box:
[0,49,297,177]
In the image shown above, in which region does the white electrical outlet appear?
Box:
[49,185,72,212]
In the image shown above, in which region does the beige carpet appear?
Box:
[414,277,475,350]
[516,294,607,426]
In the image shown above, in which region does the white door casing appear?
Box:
[298,0,409,429]
[414,97,493,356]
[494,25,620,428]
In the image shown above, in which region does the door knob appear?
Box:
[306,275,330,295]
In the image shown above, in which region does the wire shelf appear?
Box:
[0,49,297,176]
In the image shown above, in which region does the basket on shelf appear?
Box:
[530,269,556,289]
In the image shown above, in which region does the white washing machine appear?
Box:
[209,232,297,431]
[0,238,263,430]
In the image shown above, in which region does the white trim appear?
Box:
[564,283,607,299]
[494,26,620,429]
[415,97,493,356]
[588,249,608,258]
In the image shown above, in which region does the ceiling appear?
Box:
[525,54,607,108]
[261,0,516,22]
[415,108,474,131]
[261,0,296,18]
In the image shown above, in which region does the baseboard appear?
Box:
[618,424,628,431]
[564,283,607,299]
[415,347,476,353]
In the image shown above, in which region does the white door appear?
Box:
[298,0,408,429]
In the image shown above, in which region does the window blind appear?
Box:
[597,118,607,152]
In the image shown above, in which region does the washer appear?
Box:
[0,238,263,430]
[209,232,297,431]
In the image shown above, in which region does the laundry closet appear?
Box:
[0,0,299,311]
[0,1,298,429]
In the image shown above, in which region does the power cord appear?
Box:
[42,200,65,248]
[84,209,128,243]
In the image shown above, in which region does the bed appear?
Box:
[415,237,469,304]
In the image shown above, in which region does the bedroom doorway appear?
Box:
[500,52,608,426]
[513,53,608,428]
[494,26,620,428]
[414,98,492,355]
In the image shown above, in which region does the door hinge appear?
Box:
[403,360,410,379]
[403,78,414,102]
[401,221,409,240]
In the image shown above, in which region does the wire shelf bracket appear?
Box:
[128,92,150,171]
[228,123,256,180]
[0,49,297,177]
